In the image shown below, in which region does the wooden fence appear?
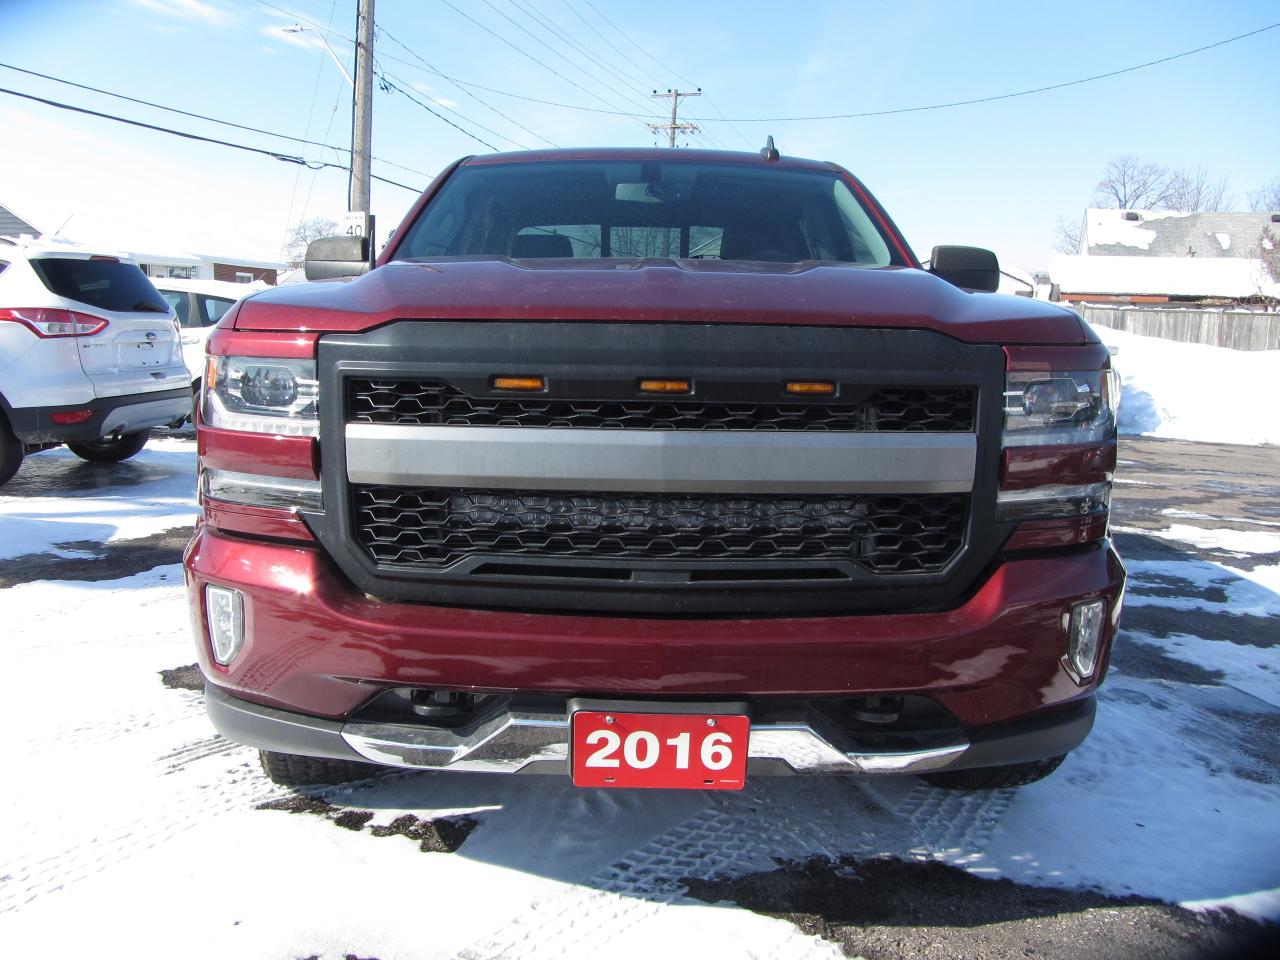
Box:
[1078,305,1280,351]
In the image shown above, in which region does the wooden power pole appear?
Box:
[648,88,700,147]
[349,0,375,217]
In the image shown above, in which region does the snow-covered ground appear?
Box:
[0,437,196,560]
[1095,325,1280,446]
[1,332,1278,957]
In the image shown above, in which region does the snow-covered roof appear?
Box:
[149,277,268,298]
[1082,209,1278,259]
[0,234,138,262]
[196,253,286,270]
[1050,254,1280,299]
[124,248,205,267]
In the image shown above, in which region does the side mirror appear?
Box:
[304,236,371,281]
[928,245,1000,293]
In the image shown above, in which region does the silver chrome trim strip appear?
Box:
[340,712,969,776]
[344,424,976,494]
[203,468,323,511]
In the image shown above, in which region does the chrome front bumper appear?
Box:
[207,685,985,777]
[343,707,970,775]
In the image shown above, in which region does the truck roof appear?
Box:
[463,146,834,173]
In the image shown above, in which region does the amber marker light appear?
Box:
[786,381,836,395]
[493,375,545,391]
[639,379,692,394]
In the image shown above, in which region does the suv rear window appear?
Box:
[394,159,901,266]
[33,257,170,313]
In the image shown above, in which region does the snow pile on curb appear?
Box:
[1091,326,1280,446]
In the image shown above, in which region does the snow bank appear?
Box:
[1094,326,1280,446]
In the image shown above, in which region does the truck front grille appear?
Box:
[352,486,968,574]
[348,379,975,433]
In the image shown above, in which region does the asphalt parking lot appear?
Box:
[0,434,1276,959]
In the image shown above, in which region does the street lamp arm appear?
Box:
[283,24,354,87]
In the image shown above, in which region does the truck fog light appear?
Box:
[1066,598,1106,681]
[206,585,245,666]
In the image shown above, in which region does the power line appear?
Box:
[280,0,341,263]
[259,6,1279,131]
[0,60,431,179]
[707,21,1280,122]
[0,85,424,193]
[557,2,736,147]
[697,92,753,148]
[506,0,658,108]
[375,70,504,151]
[579,0,697,87]
[380,64,528,148]
[261,4,654,121]
[561,0,664,88]
[475,0,662,120]
[375,50,647,116]
[436,0,654,124]
[376,23,559,147]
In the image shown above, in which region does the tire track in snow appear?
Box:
[0,741,285,913]
[453,776,1015,959]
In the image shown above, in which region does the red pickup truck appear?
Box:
[185,147,1124,792]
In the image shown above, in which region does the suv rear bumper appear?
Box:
[186,525,1124,760]
[6,387,190,444]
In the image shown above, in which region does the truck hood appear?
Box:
[233,258,1087,344]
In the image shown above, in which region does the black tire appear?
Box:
[259,750,386,788]
[67,429,151,463]
[0,418,22,487]
[920,755,1066,791]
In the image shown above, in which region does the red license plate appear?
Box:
[571,710,749,790]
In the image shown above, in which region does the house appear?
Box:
[130,250,283,285]
[1051,209,1280,305]
[0,200,41,238]
[0,200,283,284]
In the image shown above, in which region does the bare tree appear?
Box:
[1249,177,1280,212]
[1164,165,1232,212]
[286,217,340,267]
[1054,216,1082,254]
[1255,225,1280,284]
[1092,154,1174,210]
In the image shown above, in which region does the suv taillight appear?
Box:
[0,308,109,338]
[998,345,1118,547]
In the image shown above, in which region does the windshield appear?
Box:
[394,159,903,266]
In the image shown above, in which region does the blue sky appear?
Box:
[1,0,1277,269]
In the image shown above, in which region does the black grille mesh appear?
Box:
[353,487,967,574]
[347,379,974,432]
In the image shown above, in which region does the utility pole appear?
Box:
[648,88,700,147]
[349,0,375,217]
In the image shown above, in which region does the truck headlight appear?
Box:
[1002,370,1117,447]
[204,356,318,437]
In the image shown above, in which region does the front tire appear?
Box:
[920,755,1066,791]
[67,429,150,463]
[259,750,386,788]
[0,419,23,487]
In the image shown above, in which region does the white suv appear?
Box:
[151,277,261,385]
[0,237,191,486]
